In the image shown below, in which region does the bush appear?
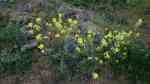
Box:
[41,13,140,80]
[114,44,150,83]
[18,12,148,82]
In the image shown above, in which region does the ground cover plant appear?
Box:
[0,0,150,84]
[19,11,145,81]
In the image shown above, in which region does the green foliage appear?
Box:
[114,44,150,83]
[0,11,147,83]
[0,49,32,73]
[97,29,137,64]
[0,0,16,4]
[126,0,141,6]
[128,47,150,83]
[71,0,97,7]
[111,0,142,8]
[0,17,32,74]
[0,0,17,8]
[0,22,19,41]
[68,0,145,9]
[0,18,26,49]
[0,0,149,83]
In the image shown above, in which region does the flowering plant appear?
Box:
[21,12,140,80]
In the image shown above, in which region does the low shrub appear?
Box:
[19,12,148,82]
[43,13,140,80]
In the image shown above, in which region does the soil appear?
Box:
[0,62,129,84]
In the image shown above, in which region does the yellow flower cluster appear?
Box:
[92,72,99,80]
[25,13,79,52]
[98,29,140,63]
[26,17,48,52]
[87,30,96,39]
[47,13,78,35]
[27,17,41,32]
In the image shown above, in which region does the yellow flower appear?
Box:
[35,17,41,23]
[92,72,99,80]
[37,44,45,49]
[46,22,52,27]
[105,31,113,38]
[72,20,78,25]
[52,18,57,23]
[43,36,48,39]
[104,52,111,60]
[136,32,140,37]
[33,25,40,32]
[60,29,66,34]
[112,47,120,53]
[87,30,94,38]
[35,34,43,41]
[67,18,73,24]
[101,38,108,47]
[87,34,92,38]
[27,22,33,28]
[75,47,81,53]
[96,46,101,51]
[55,34,60,38]
[99,60,103,64]
[115,33,124,41]
[58,13,63,18]
[77,37,84,46]
[54,22,63,29]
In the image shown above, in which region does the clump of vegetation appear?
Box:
[0,0,150,83]
[0,0,17,8]
[67,0,143,8]
[0,15,32,74]
[38,12,140,80]
[20,12,149,83]
[23,13,78,52]
[114,44,150,83]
